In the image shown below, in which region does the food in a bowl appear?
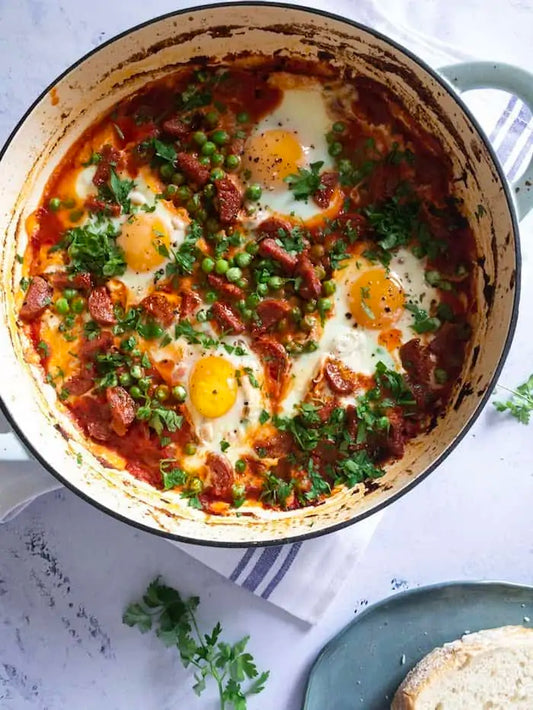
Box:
[18,59,475,514]
[391,625,533,709]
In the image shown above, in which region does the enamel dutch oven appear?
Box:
[1,3,532,546]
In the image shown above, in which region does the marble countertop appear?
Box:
[1,1,533,708]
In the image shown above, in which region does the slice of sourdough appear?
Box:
[391,625,533,709]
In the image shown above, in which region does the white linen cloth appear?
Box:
[0,1,532,624]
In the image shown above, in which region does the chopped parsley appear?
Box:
[405,303,441,334]
[494,374,533,424]
[284,161,324,201]
[174,320,219,350]
[61,218,126,278]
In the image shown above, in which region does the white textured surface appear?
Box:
[1,1,533,708]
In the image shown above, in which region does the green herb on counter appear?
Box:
[494,374,533,424]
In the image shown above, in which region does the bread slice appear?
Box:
[391,625,533,709]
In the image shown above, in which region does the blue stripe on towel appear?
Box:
[229,548,255,582]
[261,543,303,600]
[241,546,284,592]
[496,102,531,166]
[507,121,533,181]
[489,95,517,142]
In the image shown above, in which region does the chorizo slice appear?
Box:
[20,276,52,322]
[399,338,432,386]
[207,273,245,301]
[88,287,116,326]
[254,299,291,333]
[80,331,114,361]
[140,293,175,327]
[258,238,298,273]
[296,255,322,300]
[161,116,190,138]
[48,271,93,291]
[64,374,93,396]
[256,217,292,240]
[214,177,242,224]
[252,336,290,401]
[314,171,338,208]
[176,152,210,187]
[179,289,201,319]
[106,386,136,436]
[324,359,356,395]
[206,452,234,498]
[211,302,245,334]
[92,144,121,187]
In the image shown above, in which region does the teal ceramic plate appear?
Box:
[304,581,533,710]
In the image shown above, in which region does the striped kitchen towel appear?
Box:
[1,58,531,625]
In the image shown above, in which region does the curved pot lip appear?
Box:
[0,1,521,548]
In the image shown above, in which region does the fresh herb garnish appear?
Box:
[405,303,440,334]
[61,218,126,278]
[494,374,533,424]
[284,161,324,201]
[243,367,260,388]
[152,138,177,165]
[123,578,269,709]
[261,472,295,509]
[160,459,188,490]
[165,221,202,277]
[174,320,219,350]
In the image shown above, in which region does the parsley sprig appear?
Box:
[123,578,269,710]
[284,161,324,201]
[405,303,440,334]
[60,218,126,278]
[494,374,533,424]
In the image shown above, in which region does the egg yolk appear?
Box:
[117,214,170,272]
[245,129,304,189]
[189,356,238,418]
[350,268,404,329]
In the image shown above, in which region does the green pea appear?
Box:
[119,372,132,387]
[189,477,203,494]
[236,111,249,123]
[318,297,332,312]
[302,315,316,332]
[185,443,197,455]
[138,377,151,391]
[164,184,178,198]
[201,141,216,156]
[211,129,229,145]
[172,385,187,402]
[226,266,242,283]
[196,310,208,323]
[201,256,215,274]
[322,279,336,296]
[315,264,327,281]
[130,365,143,380]
[236,277,248,290]
[160,163,174,180]
[235,252,252,268]
[246,293,260,308]
[129,385,142,399]
[304,299,317,313]
[257,282,269,296]
[338,159,352,174]
[205,291,217,304]
[193,131,207,146]
[63,288,77,300]
[62,197,76,209]
[235,459,246,474]
[245,241,259,255]
[328,141,343,157]
[199,155,211,166]
[49,197,61,212]
[215,258,229,274]
[310,243,325,259]
[242,308,253,321]
[71,296,86,314]
[291,306,302,321]
[155,384,169,402]
[245,184,262,201]
[204,110,219,127]
[210,167,225,181]
[69,209,83,223]
[225,154,240,171]
[268,276,283,290]
[211,152,225,167]
[333,121,346,133]
[237,299,246,312]
[177,185,192,201]
[55,297,69,315]
[172,172,185,185]
[234,129,246,139]
[203,183,216,199]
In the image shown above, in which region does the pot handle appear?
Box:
[439,61,533,221]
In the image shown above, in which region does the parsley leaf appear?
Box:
[174,320,219,350]
[160,460,188,490]
[303,459,331,501]
[123,578,269,709]
[261,472,295,509]
[284,161,324,201]
[62,218,126,279]
[334,450,384,487]
[494,374,533,424]
[405,303,441,334]
[365,197,420,252]
[102,168,135,213]
[166,221,202,277]
[151,138,177,165]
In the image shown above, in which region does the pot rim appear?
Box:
[0,1,521,547]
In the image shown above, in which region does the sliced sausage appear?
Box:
[258,238,298,273]
[207,273,245,301]
[92,144,121,187]
[106,386,136,437]
[206,452,234,498]
[84,195,121,217]
[176,152,210,187]
[211,302,245,334]
[252,336,290,401]
[179,289,202,318]
[215,177,242,224]
[254,299,291,333]
[64,374,93,396]
[253,431,292,458]
[161,116,190,138]
[324,359,356,395]
[399,338,432,386]
[80,331,113,361]
[256,217,292,240]
[296,255,322,300]
[88,287,116,326]
[382,407,406,459]
[314,171,338,209]
[87,419,111,442]
[20,276,52,322]
[48,271,93,291]
[140,293,175,327]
